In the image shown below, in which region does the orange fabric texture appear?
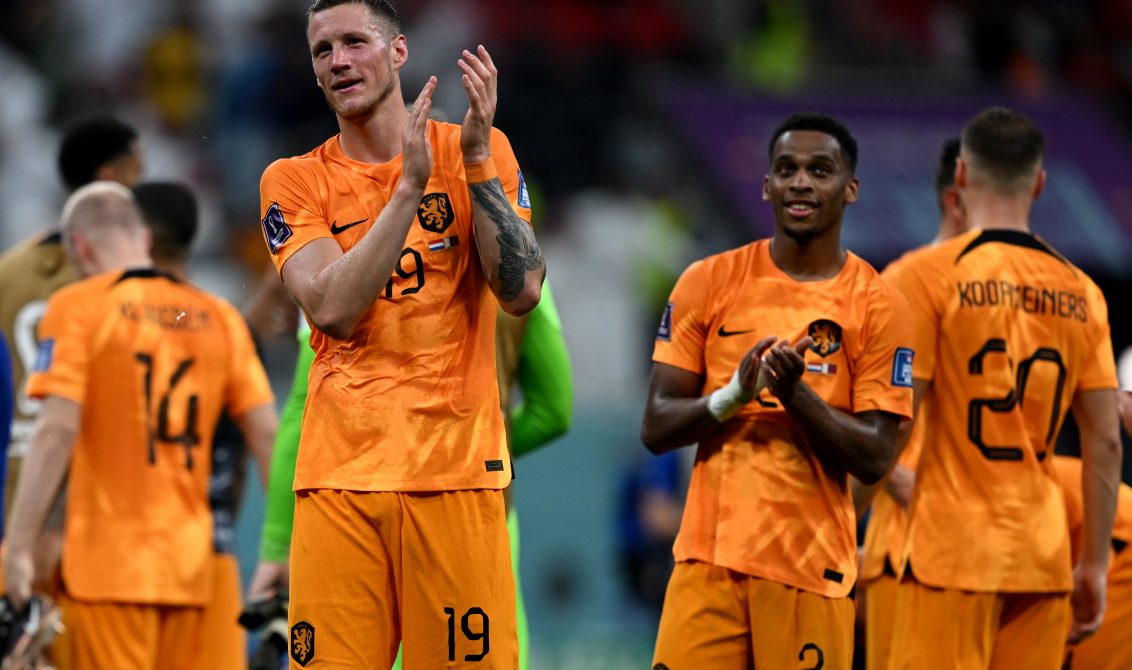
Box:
[863,573,901,670]
[27,269,274,605]
[653,240,913,597]
[859,247,937,583]
[61,597,203,670]
[1052,455,1132,670]
[289,489,516,669]
[888,575,1070,670]
[897,229,1117,593]
[191,553,246,670]
[258,121,530,492]
[1064,553,1132,670]
[652,560,854,670]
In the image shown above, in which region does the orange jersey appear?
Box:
[27,268,274,605]
[1050,455,1132,565]
[259,121,529,492]
[860,246,937,581]
[900,229,1117,593]
[654,240,914,597]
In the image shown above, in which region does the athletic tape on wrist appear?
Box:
[463,158,498,184]
[707,368,754,422]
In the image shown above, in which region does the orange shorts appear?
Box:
[191,553,246,670]
[59,597,203,670]
[1065,552,1132,670]
[289,489,516,669]
[863,570,902,670]
[888,573,1070,670]
[652,560,854,670]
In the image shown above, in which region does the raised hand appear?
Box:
[738,336,778,398]
[761,336,814,399]
[401,76,436,191]
[458,45,498,163]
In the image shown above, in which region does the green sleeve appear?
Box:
[259,324,314,562]
[511,282,573,457]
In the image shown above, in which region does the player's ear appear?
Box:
[762,175,770,201]
[843,176,859,205]
[391,34,408,70]
[954,157,967,189]
[1032,168,1046,201]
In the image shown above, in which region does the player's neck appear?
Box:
[962,193,1032,234]
[337,98,410,164]
[769,232,847,282]
[933,215,965,243]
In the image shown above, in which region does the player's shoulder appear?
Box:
[845,251,909,309]
[880,240,951,280]
[261,137,339,183]
[47,270,119,307]
[695,240,762,276]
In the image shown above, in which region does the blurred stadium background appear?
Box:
[2,0,1131,666]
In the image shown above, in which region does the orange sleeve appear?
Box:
[259,158,333,276]
[1076,280,1118,392]
[887,257,942,382]
[485,127,533,224]
[25,289,93,405]
[851,283,914,419]
[652,260,709,375]
[217,301,275,418]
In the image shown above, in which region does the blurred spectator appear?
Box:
[615,450,686,618]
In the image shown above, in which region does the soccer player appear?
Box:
[250,278,571,670]
[133,180,278,670]
[257,0,544,666]
[856,137,966,670]
[1052,455,1132,670]
[640,113,913,669]
[0,116,141,518]
[2,182,276,668]
[886,107,1123,669]
[0,115,142,669]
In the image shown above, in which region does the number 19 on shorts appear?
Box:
[444,606,489,662]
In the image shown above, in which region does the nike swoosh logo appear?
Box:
[717,326,755,337]
[330,218,367,235]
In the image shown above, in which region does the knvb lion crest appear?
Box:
[290,621,315,667]
[417,192,454,234]
[808,319,843,357]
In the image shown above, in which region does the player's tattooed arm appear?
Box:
[469,178,545,310]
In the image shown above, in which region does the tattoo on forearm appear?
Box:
[469,178,546,301]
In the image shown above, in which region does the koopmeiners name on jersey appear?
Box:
[956,280,1088,323]
[118,301,213,331]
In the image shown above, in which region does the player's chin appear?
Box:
[780,218,827,241]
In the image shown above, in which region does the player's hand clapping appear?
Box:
[458,45,498,164]
[761,337,814,400]
[401,76,436,191]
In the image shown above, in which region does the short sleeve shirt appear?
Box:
[654,240,913,597]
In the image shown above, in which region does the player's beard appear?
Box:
[328,61,396,120]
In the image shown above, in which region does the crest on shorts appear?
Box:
[417,192,454,234]
[807,319,842,357]
[290,621,315,667]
